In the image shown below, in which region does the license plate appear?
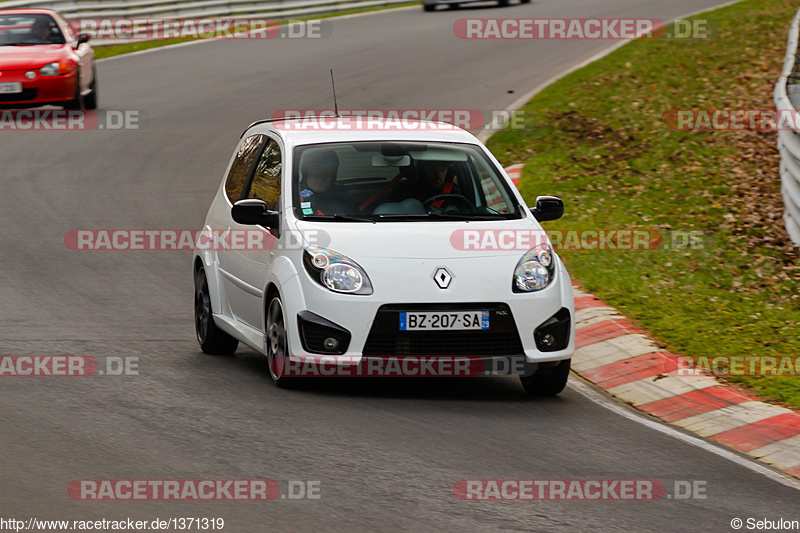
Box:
[399,311,490,331]
[0,82,22,94]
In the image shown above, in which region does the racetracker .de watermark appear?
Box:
[0,356,138,376]
[0,110,147,131]
[270,109,526,130]
[270,355,551,377]
[453,479,707,500]
[74,18,331,41]
[453,18,712,40]
[449,229,709,251]
[664,108,800,131]
[67,480,321,501]
[64,229,327,251]
[666,355,800,377]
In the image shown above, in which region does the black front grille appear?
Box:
[363,331,523,356]
[0,89,37,102]
[363,303,524,356]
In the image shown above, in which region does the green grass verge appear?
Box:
[487,0,800,407]
[94,4,417,59]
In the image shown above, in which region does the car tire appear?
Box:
[520,0,531,3]
[448,3,460,8]
[519,359,570,396]
[194,267,239,355]
[423,4,436,11]
[265,294,295,387]
[83,66,98,110]
[63,70,84,110]
[498,0,509,6]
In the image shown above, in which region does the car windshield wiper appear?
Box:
[333,213,375,222]
[424,212,516,221]
[423,212,474,220]
[337,212,516,222]
[370,213,479,221]
[305,213,375,222]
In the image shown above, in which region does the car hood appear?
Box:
[0,45,67,68]
[294,218,548,260]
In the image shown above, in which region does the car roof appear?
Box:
[0,9,60,15]
[244,117,482,146]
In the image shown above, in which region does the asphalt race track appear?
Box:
[1,0,798,531]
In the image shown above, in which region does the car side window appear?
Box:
[225,134,266,204]
[246,139,282,211]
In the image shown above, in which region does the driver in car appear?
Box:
[299,150,353,216]
[418,161,450,199]
[27,17,53,43]
[391,160,462,209]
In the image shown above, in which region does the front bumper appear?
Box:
[289,304,570,377]
[0,69,77,107]
[281,254,575,367]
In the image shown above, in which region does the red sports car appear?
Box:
[0,9,97,109]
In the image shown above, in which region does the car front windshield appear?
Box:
[0,14,66,46]
[293,141,522,221]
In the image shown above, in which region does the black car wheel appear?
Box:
[194,267,239,355]
[83,65,98,110]
[265,294,296,387]
[520,359,570,395]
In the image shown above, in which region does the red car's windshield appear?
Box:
[0,14,67,46]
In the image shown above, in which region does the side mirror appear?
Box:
[531,196,564,222]
[232,199,280,230]
[76,33,90,45]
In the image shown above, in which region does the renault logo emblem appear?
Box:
[433,267,452,289]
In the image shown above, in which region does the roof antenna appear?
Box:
[330,69,340,118]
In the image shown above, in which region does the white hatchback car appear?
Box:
[193,116,575,395]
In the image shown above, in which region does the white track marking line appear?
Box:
[568,377,800,491]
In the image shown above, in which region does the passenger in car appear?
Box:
[299,150,354,215]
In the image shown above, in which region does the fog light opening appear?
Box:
[323,337,339,350]
[534,308,571,352]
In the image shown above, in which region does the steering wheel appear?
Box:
[422,193,474,213]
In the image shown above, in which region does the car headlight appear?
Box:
[513,243,556,292]
[303,247,373,295]
[39,62,63,76]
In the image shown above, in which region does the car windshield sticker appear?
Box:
[301,202,312,208]
[300,189,314,198]
[302,207,314,215]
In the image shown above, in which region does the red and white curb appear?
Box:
[505,164,523,187]
[572,285,800,480]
